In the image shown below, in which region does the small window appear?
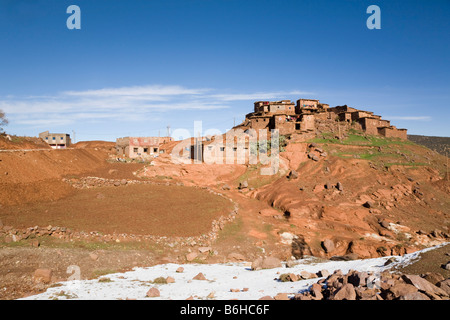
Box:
[45,137,48,140]
[153,148,158,153]
[60,137,63,140]
[133,148,138,152]
[233,147,237,152]
[52,137,56,140]
[220,147,225,152]
[143,148,148,153]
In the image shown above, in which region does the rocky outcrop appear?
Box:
[293,270,450,300]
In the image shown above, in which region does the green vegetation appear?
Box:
[309,132,415,148]
[237,163,282,189]
[384,162,428,168]
[0,234,168,254]
[92,269,118,278]
[155,175,173,180]
[307,130,434,169]
[278,273,292,282]
[216,217,245,243]
[151,276,168,284]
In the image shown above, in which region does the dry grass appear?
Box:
[1,184,233,237]
[393,243,450,278]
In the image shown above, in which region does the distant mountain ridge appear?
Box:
[408,135,449,156]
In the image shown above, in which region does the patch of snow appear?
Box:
[20,243,448,300]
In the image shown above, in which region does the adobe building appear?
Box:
[116,136,172,159]
[328,105,407,140]
[236,99,407,140]
[39,131,71,149]
[184,97,408,164]
[239,99,331,136]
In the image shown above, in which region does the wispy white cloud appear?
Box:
[63,85,210,98]
[387,116,432,121]
[210,90,314,101]
[0,85,310,130]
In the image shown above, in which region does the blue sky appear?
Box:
[0,0,449,141]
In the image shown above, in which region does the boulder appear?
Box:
[363,201,374,208]
[30,239,40,248]
[398,292,430,300]
[279,232,297,245]
[388,283,418,299]
[317,269,330,278]
[262,256,282,269]
[251,257,263,270]
[347,271,368,287]
[422,272,445,285]
[336,182,343,191]
[300,271,317,280]
[176,267,184,273]
[355,288,378,300]
[166,276,175,284]
[238,181,248,189]
[330,283,356,300]
[274,293,290,300]
[198,247,212,254]
[321,239,336,254]
[279,273,298,282]
[33,268,52,284]
[222,184,231,190]
[186,252,198,262]
[146,287,160,297]
[402,274,448,297]
[379,220,390,229]
[288,273,299,282]
[310,283,323,300]
[251,257,282,270]
[443,262,450,271]
[310,154,320,161]
[193,273,207,280]
[437,279,450,295]
[287,170,298,180]
[259,296,275,300]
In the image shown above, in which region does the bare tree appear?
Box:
[0,109,8,132]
